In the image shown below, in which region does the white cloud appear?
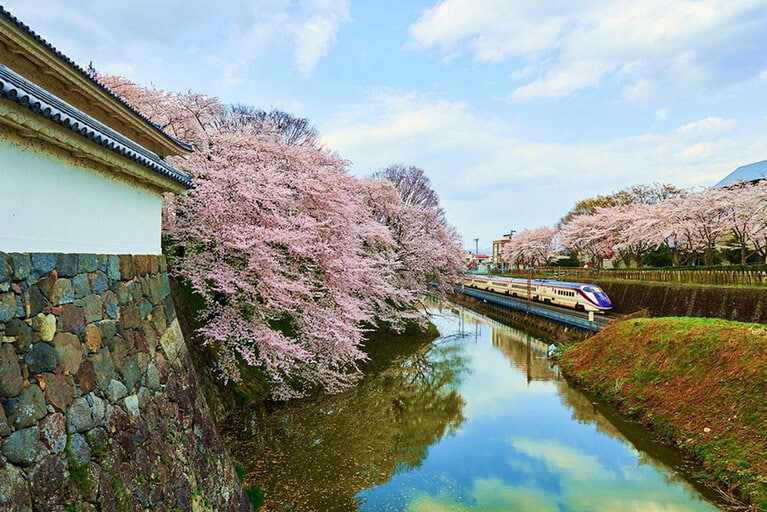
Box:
[2,0,350,84]
[654,108,670,121]
[409,0,767,101]
[676,117,736,134]
[322,90,767,244]
[292,0,351,76]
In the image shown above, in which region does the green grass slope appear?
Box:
[560,317,767,510]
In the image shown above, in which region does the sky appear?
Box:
[4,0,767,252]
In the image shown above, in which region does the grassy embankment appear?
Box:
[560,317,767,510]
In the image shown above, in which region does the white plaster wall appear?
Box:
[0,138,163,254]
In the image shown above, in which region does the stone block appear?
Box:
[34,272,57,301]
[118,255,136,280]
[78,254,99,274]
[67,398,94,433]
[42,372,76,413]
[0,293,16,323]
[106,379,127,403]
[124,330,147,354]
[81,294,103,324]
[67,432,90,466]
[57,254,78,278]
[163,293,177,323]
[53,332,82,375]
[38,413,66,454]
[142,321,159,356]
[91,348,114,391]
[9,254,31,281]
[39,313,56,342]
[8,385,46,428]
[97,319,117,343]
[123,394,139,421]
[0,406,10,437]
[139,298,153,321]
[103,290,118,320]
[28,454,67,507]
[0,344,24,398]
[59,305,85,335]
[1,427,41,466]
[24,342,57,374]
[0,461,32,510]
[27,285,46,317]
[144,363,161,391]
[109,337,128,373]
[122,356,141,393]
[72,273,91,299]
[90,270,108,295]
[13,294,24,320]
[5,318,31,353]
[106,255,121,280]
[76,359,96,395]
[121,303,140,329]
[115,281,132,305]
[0,253,9,283]
[148,255,159,274]
[84,324,103,354]
[134,255,150,276]
[51,279,74,305]
[159,318,185,367]
[31,253,58,277]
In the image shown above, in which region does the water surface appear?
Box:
[224,305,724,511]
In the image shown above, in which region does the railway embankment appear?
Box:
[594,280,767,323]
[560,317,767,510]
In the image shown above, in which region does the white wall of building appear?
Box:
[0,138,163,254]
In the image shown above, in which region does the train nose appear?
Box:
[595,293,612,308]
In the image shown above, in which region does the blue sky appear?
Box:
[5,0,767,251]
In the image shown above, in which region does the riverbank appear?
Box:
[559,317,767,510]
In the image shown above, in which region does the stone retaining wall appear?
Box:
[0,253,251,511]
[596,280,767,324]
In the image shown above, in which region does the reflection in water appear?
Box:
[223,305,724,512]
[221,314,469,511]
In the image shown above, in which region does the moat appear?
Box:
[222,304,725,511]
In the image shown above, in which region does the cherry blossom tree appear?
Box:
[98,75,463,398]
[362,175,464,308]
[716,183,767,264]
[746,181,767,261]
[558,210,615,267]
[657,188,730,266]
[501,227,556,268]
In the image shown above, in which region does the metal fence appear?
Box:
[507,267,767,286]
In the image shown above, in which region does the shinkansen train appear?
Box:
[458,274,613,313]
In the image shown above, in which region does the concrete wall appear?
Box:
[0,252,251,511]
[0,138,163,254]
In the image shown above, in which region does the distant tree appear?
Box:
[718,183,767,264]
[558,212,614,268]
[216,105,319,147]
[559,183,683,225]
[747,181,767,262]
[501,227,556,268]
[660,188,730,266]
[374,164,444,218]
[608,203,664,267]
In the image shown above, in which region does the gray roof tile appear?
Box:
[0,6,193,153]
[0,64,193,189]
